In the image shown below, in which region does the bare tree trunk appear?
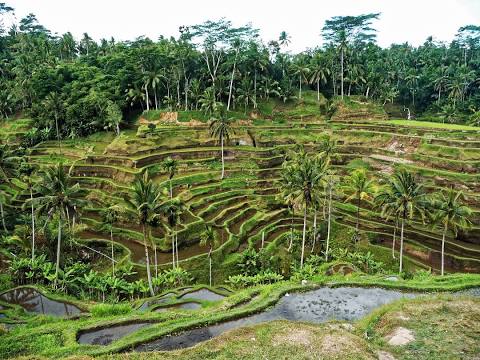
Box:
[254,69,257,108]
[31,188,35,260]
[288,207,294,251]
[172,232,176,269]
[300,206,307,268]
[175,230,179,266]
[299,75,302,99]
[110,228,115,276]
[392,219,397,259]
[220,134,225,179]
[311,208,317,252]
[154,89,158,110]
[317,80,320,101]
[399,218,405,274]
[208,246,212,286]
[325,185,332,261]
[227,49,239,111]
[340,48,344,99]
[145,86,150,111]
[54,216,62,288]
[142,224,154,296]
[441,223,447,276]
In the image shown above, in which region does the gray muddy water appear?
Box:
[0,287,82,316]
[134,287,416,352]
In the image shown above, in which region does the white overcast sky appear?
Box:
[7,0,480,52]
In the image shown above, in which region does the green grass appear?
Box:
[387,119,480,131]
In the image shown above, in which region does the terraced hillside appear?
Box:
[4,96,478,280]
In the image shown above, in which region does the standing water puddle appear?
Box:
[179,289,225,302]
[134,287,415,352]
[78,322,152,346]
[0,287,82,316]
[155,302,202,311]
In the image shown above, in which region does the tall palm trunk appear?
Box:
[54,112,61,154]
[154,89,158,110]
[30,187,35,260]
[110,228,115,276]
[300,206,307,268]
[54,216,62,288]
[254,69,257,108]
[288,207,295,251]
[169,178,173,199]
[355,195,360,240]
[220,134,225,179]
[175,230,179,265]
[392,219,397,259]
[142,224,154,296]
[145,86,150,111]
[208,245,212,286]
[311,208,317,252]
[298,75,302,99]
[172,232,176,269]
[227,50,238,111]
[325,186,332,261]
[317,80,320,101]
[399,218,405,274]
[441,223,447,276]
[340,48,344,99]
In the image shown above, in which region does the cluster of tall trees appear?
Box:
[1,4,480,143]
[280,140,472,275]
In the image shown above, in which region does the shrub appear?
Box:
[226,271,284,288]
[91,303,132,317]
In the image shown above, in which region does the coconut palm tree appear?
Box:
[309,57,330,101]
[376,186,400,259]
[100,204,122,276]
[161,157,178,199]
[290,60,311,99]
[162,197,187,268]
[43,92,63,152]
[342,168,376,241]
[324,171,338,261]
[0,190,9,232]
[209,108,234,180]
[432,189,472,275]
[379,169,427,273]
[22,175,37,259]
[200,225,219,286]
[124,172,163,296]
[34,164,87,287]
[280,149,327,267]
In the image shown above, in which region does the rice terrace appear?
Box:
[0,1,480,359]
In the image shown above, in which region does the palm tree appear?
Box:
[237,79,256,114]
[148,70,162,110]
[309,58,330,101]
[432,189,472,275]
[209,109,234,180]
[379,169,427,273]
[200,225,219,286]
[43,92,63,152]
[291,60,311,99]
[342,168,376,240]
[324,171,337,261]
[199,87,220,116]
[124,172,162,296]
[0,144,18,183]
[22,175,37,260]
[161,157,178,199]
[280,149,327,267]
[0,190,9,232]
[100,204,122,276]
[376,186,400,259]
[34,164,87,287]
[162,197,187,268]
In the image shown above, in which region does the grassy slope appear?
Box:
[1,274,479,360]
[387,119,480,131]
